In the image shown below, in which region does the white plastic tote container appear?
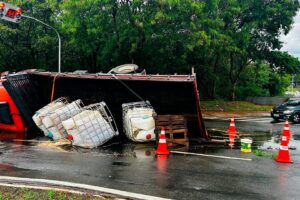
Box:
[42,99,83,140]
[62,102,119,148]
[32,97,68,136]
[122,101,156,142]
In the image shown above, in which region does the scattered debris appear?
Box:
[36,139,71,151]
[155,115,189,147]
[253,149,275,158]
[240,138,253,153]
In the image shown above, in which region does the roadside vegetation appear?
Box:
[287,87,300,92]
[0,186,116,200]
[0,0,300,100]
[201,100,273,112]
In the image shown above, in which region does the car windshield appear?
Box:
[285,101,300,106]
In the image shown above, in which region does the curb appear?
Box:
[202,111,270,118]
[0,176,171,200]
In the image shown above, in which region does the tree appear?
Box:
[236,63,270,98]
[222,0,300,100]
[1,0,299,101]
[0,0,59,71]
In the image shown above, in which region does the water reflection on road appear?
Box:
[0,119,299,199]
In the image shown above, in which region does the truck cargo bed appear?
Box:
[3,70,207,139]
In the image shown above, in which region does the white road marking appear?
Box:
[204,116,300,125]
[275,122,285,124]
[0,176,171,200]
[255,120,273,123]
[237,118,271,122]
[204,116,218,119]
[204,117,232,121]
[171,151,252,161]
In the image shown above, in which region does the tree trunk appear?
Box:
[210,80,216,99]
[209,54,220,99]
[230,82,237,101]
[228,53,251,101]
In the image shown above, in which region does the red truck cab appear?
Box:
[0,76,26,139]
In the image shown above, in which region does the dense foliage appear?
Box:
[1,0,300,100]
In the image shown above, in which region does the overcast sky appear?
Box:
[281,11,300,58]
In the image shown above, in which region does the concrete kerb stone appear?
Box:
[202,111,270,118]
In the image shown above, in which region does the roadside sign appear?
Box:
[0,1,22,23]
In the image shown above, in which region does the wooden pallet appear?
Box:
[155,115,189,147]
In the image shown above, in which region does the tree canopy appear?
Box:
[1,0,300,100]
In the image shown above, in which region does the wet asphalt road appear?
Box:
[0,116,300,200]
[204,115,299,134]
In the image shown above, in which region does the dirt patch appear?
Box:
[12,138,73,152]
[36,139,71,149]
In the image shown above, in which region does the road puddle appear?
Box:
[293,134,300,140]
[208,129,299,153]
[112,161,131,166]
[0,127,298,160]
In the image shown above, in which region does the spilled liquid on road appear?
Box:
[0,127,299,164]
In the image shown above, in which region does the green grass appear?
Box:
[47,189,55,200]
[200,100,273,112]
[58,193,67,200]
[0,187,114,200]
[253,149,276,158]
[23,189,36,200]
[287,87,300,92]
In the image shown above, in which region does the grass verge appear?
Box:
[287,87,300,92]
[0,186,117,200]
[201,100,273,112]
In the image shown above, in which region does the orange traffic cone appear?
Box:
[282,119,291,138]
[275,120,293,163]
[228,117,237,146]
[155,127,170,155]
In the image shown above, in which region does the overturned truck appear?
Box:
[0,70,207,141]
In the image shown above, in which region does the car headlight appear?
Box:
[283,110,293,114]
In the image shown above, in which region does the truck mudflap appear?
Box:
[3,71,207,139]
